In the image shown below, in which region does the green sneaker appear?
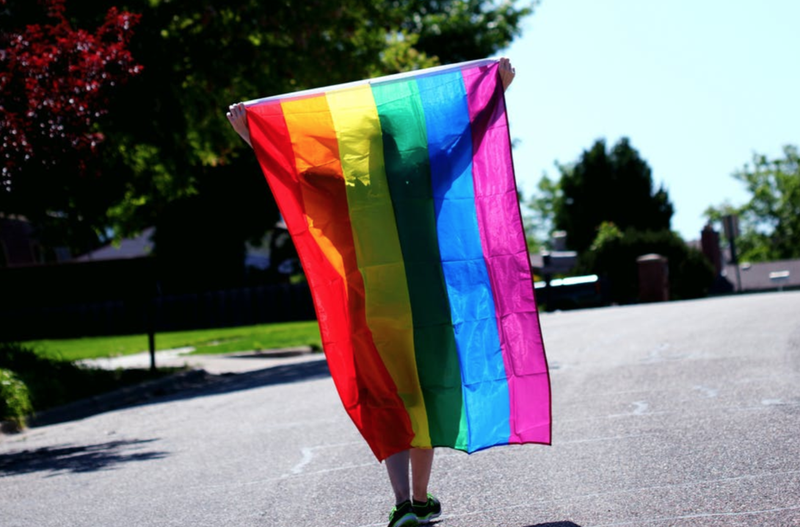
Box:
[412,494,441,524]
[388,500,419,527]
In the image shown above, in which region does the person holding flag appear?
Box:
[226,58,539,527]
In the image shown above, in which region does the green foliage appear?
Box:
[705,145,800,262]
[2,0,534,258]
[379,31,439,73]
[1,343,81,409]
[0,368,33,430]
[405,0,536,64]
[523,173,561,249]
[590,221,623,251]
[580,228,714,304]
[550,138,674,254]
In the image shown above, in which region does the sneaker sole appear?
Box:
[391,512,419,527]
[416,511,442,524]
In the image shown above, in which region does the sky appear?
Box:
[502,0,800,242]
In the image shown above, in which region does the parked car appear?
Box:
[534,274,610,311]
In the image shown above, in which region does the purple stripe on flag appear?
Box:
[463,63,552,444]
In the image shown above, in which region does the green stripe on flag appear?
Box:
[373,79,467,449]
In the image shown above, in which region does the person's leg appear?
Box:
[409,448,434,502]
[385,450,411,505]
[385,450,418,526]
[410,448,441,523]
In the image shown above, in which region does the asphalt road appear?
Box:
[1,291,799,527]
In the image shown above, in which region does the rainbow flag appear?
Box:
[243,59,551,460]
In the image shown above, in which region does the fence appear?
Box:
[1,283,316,341]
[0,258,316,341]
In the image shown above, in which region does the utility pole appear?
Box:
[722,214,742,293]
[145,258,159,371]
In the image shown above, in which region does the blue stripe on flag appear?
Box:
[416,71,511,452]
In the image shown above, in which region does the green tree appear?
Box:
[705,145,800,262]
[579,226,714,304]
[544,138,674,254]
[526,138,714,302]
[404,0,535,64]
[523,172,560,250]
[2,0,534,269]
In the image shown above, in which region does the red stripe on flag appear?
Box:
[246,101,414,460]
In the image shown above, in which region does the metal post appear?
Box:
[147,294,156,371]
[723,215,742,293]
[146,261,159,371]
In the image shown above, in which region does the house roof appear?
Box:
[74,227,155,261]
[723,258,800,292]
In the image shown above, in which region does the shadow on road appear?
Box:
[224,349,315,359]
[156,356,332,403]
[30,358,332,429]
[0,439,167,476]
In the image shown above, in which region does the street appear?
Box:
[2,291,799,526]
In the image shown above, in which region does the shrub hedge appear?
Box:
[0,368,33,430]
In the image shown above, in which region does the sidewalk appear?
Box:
[78,345,324,374]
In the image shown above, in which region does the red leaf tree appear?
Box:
[0,0,141,251]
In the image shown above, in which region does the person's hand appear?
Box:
[499,57,515,91]
[226,102,252,147]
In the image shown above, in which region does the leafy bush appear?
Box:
[579,227,715,304]
[0,368,33,430]
[0,342,88,410]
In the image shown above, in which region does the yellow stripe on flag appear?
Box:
[327,85,431,447]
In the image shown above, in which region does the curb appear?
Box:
[0,420,23,436]
[1,368,215,439]
[31,368,213,428]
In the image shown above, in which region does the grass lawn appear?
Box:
[22,320,323,362]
